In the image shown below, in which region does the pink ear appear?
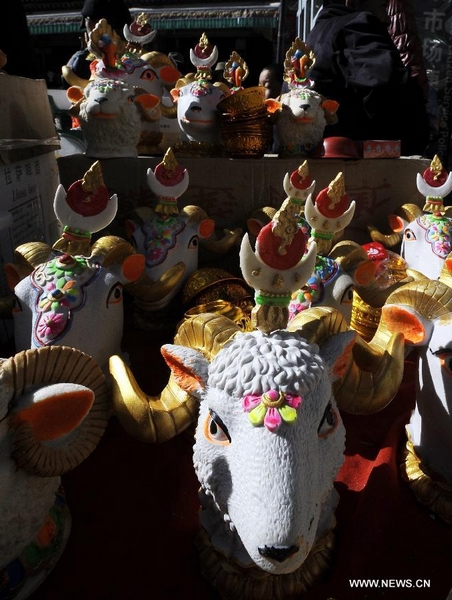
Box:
[161,346,205,394]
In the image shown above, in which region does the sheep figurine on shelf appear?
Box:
[0,345,109,600]
[274,38,339,158]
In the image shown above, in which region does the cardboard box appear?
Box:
[362,140,401,159]
[58,154,430,249]
[0,74,61,297]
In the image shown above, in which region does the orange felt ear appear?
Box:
[247,218,264,238]
[388,214,405,233]
[265,99,282,114]
[161,347,205,394]
[445,254,452,274]
[160,65,181,85]
[4,263,22,291]
[66,86,85,104]
[321,99,339,115]
[13,389,94,441]
[332,335,355,379]
[135,93,160,112]
[199,218,215,239]
[382,305,425,345]
[170,88,180,102]
[122,254,145,283]
[354,260,377,286]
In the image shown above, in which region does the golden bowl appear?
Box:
[217,86,266,116]
[181,267,253,312]
[184,300,253,331]
[221,131,272,158]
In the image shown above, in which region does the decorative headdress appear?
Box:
[283,38,315,89]
[417,155,452,214]
[146,148,189,216]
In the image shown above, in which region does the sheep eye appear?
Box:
[127,95,135,103]
[341,285,355,305]
[403,228,416,242]
[317,402,338,438]
[203,409,231,445]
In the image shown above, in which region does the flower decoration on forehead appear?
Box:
[417,155,452,215]
[242,390,302,432]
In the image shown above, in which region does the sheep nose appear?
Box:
[258,544,299,562]
[191,106,202,113]
[95,97,108,104]
[299,103,310,111]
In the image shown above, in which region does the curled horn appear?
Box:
[367,203,424,247]
[89,235,137,268]
[287,306,405,414]
[5,345,109,476]
[109,313,241,442]
[383,278,452,319]
[181,204,208,226]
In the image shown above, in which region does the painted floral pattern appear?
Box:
[419,214,451,258]
[242,390,302,432]
[142,216,185,267]
[31,254,99,346]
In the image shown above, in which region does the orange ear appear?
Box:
[265,99,282,114]
[135,93,160,112]
[170,88,180,102]
[4,263,22,291]
[122,254,145,283]
[321,99,339,115]
[66,86,85,104]
[445,254,452,274]
[12,389,94,441]
[388,214,405,233]
[382,305,426,345]
[354,260,377,286]
[199,218,215,239]
[160,65,181,84]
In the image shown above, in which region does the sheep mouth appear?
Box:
[90,113,118,120]
[295,116,314,123]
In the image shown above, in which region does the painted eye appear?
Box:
[340,285,354,305]
[141,69,157,81]
[317,402,339,438]
[127,95,135,103]
[203,409,231,445]
[107,283,123,306]
[188,235,199,250]
[403,228,416,242]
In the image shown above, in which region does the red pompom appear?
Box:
[256,222,306,270]
[66,180,110,217]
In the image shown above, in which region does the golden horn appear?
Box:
[287,306,405,414]
[109,313,241,442]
